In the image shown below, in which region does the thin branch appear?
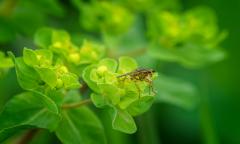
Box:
[80,82,88,94]
[61,99,92,109]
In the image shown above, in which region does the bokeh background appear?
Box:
[0,0,239,144]
[148,0,240,144]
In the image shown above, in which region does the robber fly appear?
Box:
[117,68,156,96]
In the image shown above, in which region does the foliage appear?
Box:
[147,7,227,68]
[0,0,227,143]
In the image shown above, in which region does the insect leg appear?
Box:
[151,82,157,95]
[145,76,156,95]
[148,84,151,95]
[134,81,141,98]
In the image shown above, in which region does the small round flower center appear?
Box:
[97,65,108,75]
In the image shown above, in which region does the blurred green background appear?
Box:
[151,0,240,143]
[0,0,239,144]
[159,0,240,144]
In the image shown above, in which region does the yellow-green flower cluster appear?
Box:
[147,7,226,48]
[83,56,157,134]
[34,28,105,66]
[22,48,80,90]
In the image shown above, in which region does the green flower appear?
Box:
[34,28,105,66]
[147,7,226,68]
[20,47,80,89]
[83,56,156,134]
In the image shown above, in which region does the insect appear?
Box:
[117,68,156,96]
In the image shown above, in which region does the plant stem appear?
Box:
[80,82,88,93]
[199,71,219,144]
[61,99,92,109]
[17,129,38,144]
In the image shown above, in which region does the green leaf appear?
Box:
[79,40,105,64]
[90,68,117,85]
[118,56,138,74]
[155,74,198,109]
[0,126,31,143]
[35,49,53,67]
[82,65,100,93]
[0,92,60,142]
[118,91,138,109]
[46,89,65,106]
[110,108,137,134]
[55,107,107,144]
[23,48,53,68]
[91,93,107,108]
[51,29,71,50]
[98,58,118,73]
[99,84,121,105]
[127,96,154,116]
[35,67,57,88]
[52,29,70,44]
[34,27,53,48]
[149,42,226,68]
[14,57,41,90]
[148,45,178,62]
[61,73,81,89]
[23,48,38,67]
[176,44,226,68]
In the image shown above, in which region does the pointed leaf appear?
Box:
[23,48,38,67]
[99,84,121,105]
[82,65,100,93]
[91,93,107,108]
[55,107,106,144]
[35,67,57,88]
[110,108,137,134]
[98,58,118,73]
[14,57,41,90]
[118,56,138,74]
[34,27,53,48]
[0,92,60,142]
[127,96,154,116]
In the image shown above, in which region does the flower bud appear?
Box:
[97,65,108,76]
[69,53,80,64]
[56,78,63,88]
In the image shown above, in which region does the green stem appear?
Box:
[199,72,219,144]
[61,99,92,109]
[17,129,39,144]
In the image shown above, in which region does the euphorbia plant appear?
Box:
[0,28,157,144]
[0,0,227,143]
